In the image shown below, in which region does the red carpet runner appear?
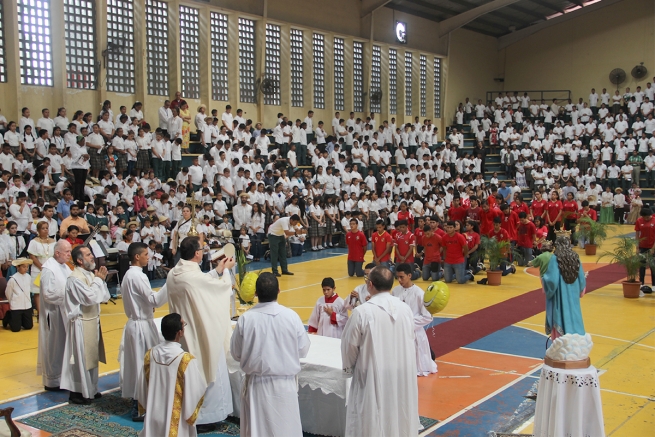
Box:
[428,264,626,358]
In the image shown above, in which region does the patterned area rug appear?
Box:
[19,390,438,436]
[52,429,104,437]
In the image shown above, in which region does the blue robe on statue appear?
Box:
[542,254,587,337]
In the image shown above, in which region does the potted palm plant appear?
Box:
[599,237,647,298]
[577,217,608,256]
[481,236,516,286]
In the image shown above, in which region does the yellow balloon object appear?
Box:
[239,272,259,303]
[424,281,450,314]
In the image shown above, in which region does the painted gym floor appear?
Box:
[0,225,653,436]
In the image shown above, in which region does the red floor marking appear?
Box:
[429,264,626,358]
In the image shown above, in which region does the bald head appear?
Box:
[367,266,394,295]
[54,239,72,264]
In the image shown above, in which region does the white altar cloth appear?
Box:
[227,334,350,437]
[151,318,350,436]
[533,364,605,437]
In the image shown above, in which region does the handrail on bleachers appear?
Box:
[484,90,572,105]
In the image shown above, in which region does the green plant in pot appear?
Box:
[577,217,608,256]
[481,236,518,286]
[598,237,648,298]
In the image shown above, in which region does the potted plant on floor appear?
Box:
[577,217,608,256]
[599,237,647,298]
[481,236,515,286]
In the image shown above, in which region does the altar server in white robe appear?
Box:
[307,277,348,338]
[341,266,419,437]
[136,313,207,437]
[61,246,110,404]
[166,236,234,431]
[37,240,72,390]
[344,263,375,310]
[118,242,168,420]
[231,272,311,437]
[392,263,438,376]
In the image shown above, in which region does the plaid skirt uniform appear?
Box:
[90,149,106,171]
[309,216,326,237]
[366,210,379,230]
[136,149,150,170]
[116,153,128,173]
[326,218,336,235]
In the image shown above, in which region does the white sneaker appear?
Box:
[318,245,324,250]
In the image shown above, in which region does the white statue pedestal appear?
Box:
[533,361,606,437]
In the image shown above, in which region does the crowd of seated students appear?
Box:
[0,80,654,320]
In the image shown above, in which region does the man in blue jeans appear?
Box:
[441,221,473,284]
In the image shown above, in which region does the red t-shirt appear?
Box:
[510,202,529,216]
[488,227,510,257]
[488,227,509,242]
[517,221,537,248]
[546,200,563,223]
[394,231,416,263]
[465,231,481,250]
[66,237,84,246]
[531,199,547,218]
[579,208,598,221]
[414,227,424,246]
[442,232,467,264]
[467,206,482,224]
[488,196,498,209]
[422,234,443,263]
[562,200,578,221]
[371,231,392,262]
[635,217,655,248]
[397,210,414,227]
[479,208,499,236]
[448,205,468,222]
[501,211,519,241]
[536,225,549,249]
[346,230,367,261]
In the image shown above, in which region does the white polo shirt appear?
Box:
[268,216,293,237]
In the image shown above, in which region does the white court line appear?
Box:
[513,322,655,350]
[435,358,543,376]
[599,388,655,401]
[14,388,121,420]
[280,275,351,293]
[514,417,534,433]
[460,346,546,361]
[419,367,540,436]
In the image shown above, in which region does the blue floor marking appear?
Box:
[428,376,537,437]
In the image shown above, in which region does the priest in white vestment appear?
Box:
[230,272,310,437]
[60,246,111,404]
[307,277,348,338]
[37,240,72,390]
[392,263,438,376]
[166,236,233,430]
[118,242,168,420]
[341,266,419,437]
[136,313,207,437]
